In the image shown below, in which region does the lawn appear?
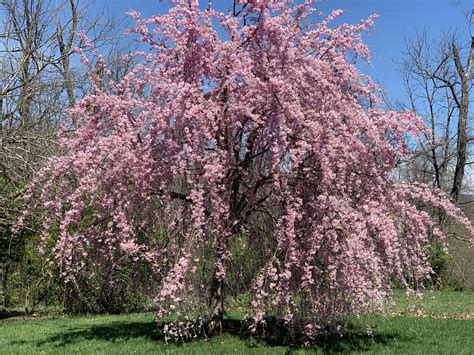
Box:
[1,291,473,354]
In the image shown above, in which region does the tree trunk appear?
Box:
[450,37,474,203]
[205,270,225,335]
[0,262,7,311]
[451,101,468,203]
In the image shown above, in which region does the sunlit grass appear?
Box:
[1,291,473,354]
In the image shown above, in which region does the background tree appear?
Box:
[398,19,474,203]
[17,0,474,340]
[0,0,125,312]
[398,15,474,287]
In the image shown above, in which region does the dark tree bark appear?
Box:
[450,37,474,203]
[0,262,8,311]
[205,270,225,335]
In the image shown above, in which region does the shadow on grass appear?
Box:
[0,309,25,320]
[33,320,163,346]
[223,318,406,353]
[11,316,409,353]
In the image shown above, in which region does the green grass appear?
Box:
[0,291,473,354]
[389,289,474,318]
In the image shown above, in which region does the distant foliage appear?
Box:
[17,0,474,340]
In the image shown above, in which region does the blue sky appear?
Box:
[94,0,474,104]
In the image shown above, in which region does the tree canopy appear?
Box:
[16,0,474,341]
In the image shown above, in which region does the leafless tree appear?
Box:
[398,17,474,204]
[0,0,127,311]
[397,15,474,288]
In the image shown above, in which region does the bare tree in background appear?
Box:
[399,19,474,204]
[398,15,474,288]
[0,0,127,312]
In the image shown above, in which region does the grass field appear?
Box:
[1,291,473,354]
